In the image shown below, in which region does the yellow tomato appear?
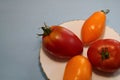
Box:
[63,55,92,80]
[81,9,109,45]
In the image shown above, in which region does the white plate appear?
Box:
[40,20,120,80]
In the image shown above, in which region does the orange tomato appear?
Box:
[63,55,92,80]
[81,9,109,45]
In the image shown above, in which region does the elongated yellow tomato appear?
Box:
[63,55,92,80]
[81,9,109,45]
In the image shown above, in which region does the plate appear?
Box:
[40,20,120,80]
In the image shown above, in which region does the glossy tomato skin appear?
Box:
[87,39,120,72]
[63,55,92,80]
[81,11,106,45]
[42,26,83,59]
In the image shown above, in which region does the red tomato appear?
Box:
[81,9,109,45]
[87,39,120,72]
[63,55,92,80]
[39,24,83,59]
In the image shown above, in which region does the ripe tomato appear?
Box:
[81,9,109,45]
[87,39,120,72]
[39,24,83,59]
[63,55,92,80]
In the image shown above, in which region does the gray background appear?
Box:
[0,0,120,80]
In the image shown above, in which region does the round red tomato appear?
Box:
[87,39,120,72]
[39,24,83,59]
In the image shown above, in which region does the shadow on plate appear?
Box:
[93,68,120,78]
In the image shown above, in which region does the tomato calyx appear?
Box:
[99,47,109,60]
[41,23,51,36]
[37,23,51,36]
[101,9,110,15]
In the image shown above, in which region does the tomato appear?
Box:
[39,24,83,59]
[63,55,92,80]
[81,9,110,45]
[87,39,120,72]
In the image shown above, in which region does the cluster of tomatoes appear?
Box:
[39,9,120,80]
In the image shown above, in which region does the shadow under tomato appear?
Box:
[38,46,68,80]
[93,68,120,78]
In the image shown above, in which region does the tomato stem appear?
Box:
[100,48,109,60]
[37,23,51,36]
[101,9,110,14]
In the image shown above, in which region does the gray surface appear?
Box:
[0,0,120,80]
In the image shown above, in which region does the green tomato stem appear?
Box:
[100,48,110,60]
[37,23,51,36]
[41,26,51,36]
[101,9,110,14]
